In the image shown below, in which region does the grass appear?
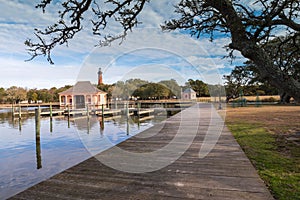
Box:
[225,106,300,200]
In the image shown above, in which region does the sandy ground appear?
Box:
[224,105,300,147]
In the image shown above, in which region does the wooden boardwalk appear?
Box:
[10,103,274,200]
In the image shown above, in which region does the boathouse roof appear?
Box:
[59,81,106,95]
[183,88,196,93]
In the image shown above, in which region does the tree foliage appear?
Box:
[0,88,7,103]
[158,79,181,98]
[0,85,73,104]
[110,78,180,100]
[5,86,27,103]
[26,0,300,102]
[224,64,278,102]
[186,79,209,97]
[163,0,300,102]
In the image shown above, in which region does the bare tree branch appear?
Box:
[25,0,148,64]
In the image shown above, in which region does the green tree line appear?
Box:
[0,85,71,104]
[0,77,280,104]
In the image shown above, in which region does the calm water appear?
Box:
[0,108,164,199]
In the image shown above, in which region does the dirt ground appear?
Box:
[226,106,300,133]
[225,105,300,147]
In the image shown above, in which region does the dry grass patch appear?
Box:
[225,105,300,200]
[227,106,300,141]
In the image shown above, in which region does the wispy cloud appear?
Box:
[0,0,242,89]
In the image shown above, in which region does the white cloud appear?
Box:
[76,28,230,85]
[0,0,243,89]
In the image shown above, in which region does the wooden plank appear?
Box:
[137,109,154,115]
[138,115,154,121]
[95,109,122,116]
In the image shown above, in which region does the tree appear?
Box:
[97,83,114,101]
[223,65,278,102]
[186,79,209,97]
[133,83,171,100]
[111,79,149,100]
[6,86,27,103]
[26,0,300,102]
[27,89,39,103]
[262,35,300,103]
[223,65,256,102]
[158,79,181,98]
[0,88,6,103]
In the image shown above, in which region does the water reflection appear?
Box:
[50,118,53,133]
[0,108,170,199]
[35,130,42,170]
[18,118,22,132]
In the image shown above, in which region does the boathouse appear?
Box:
[181,88,197,100]
[59,81,107,108]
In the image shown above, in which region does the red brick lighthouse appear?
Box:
[98,68,103,85]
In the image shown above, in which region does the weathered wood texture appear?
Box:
[10,103,274,200]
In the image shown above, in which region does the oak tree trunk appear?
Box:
[209,0,300,103]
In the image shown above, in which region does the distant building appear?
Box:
[181,88,197,100]
[59,68,107,108]
[59,81,107,108]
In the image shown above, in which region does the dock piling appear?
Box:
[35,108,42,169]
[11,103,14,119]
[67,105,70,128]
[18,104,21,119]
[86,104,90,118]
[50,118,53,133]
[18,118,22,132]
[49,103,53,119]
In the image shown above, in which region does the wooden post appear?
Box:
[35,108,41,133]
[11,102,14,119]
[50,117,53,133]
[49,102,53,119]
[137,102,140,128]
[101,116,104,130]
[18,118,22,132]
[18,103,21,119]
[67,105,70,117]
[126,103,129,135]
[126,103,129,118]
[87,117,90,134]
[101,104,104,118]
[67,105,70,128]
[126,115,129,136]
[137,102,141,118]
[86,104,90,117]
[35,108,42,169]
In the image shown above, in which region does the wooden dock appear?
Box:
[95,109,122,116]
[138,115,154,122]
[134,108,154,116]
[13,109,64,117]
[10,103,273,200]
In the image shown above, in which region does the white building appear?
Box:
[59,81,107,108]
[181,88,197,100]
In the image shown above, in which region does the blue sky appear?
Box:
[0,0,245,89]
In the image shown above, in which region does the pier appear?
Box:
[13,109,64,117]
[10,103,273,200]
[12,105,184,119]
